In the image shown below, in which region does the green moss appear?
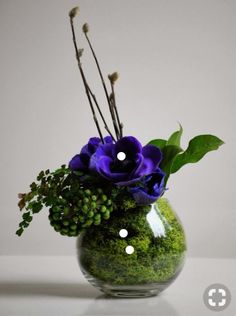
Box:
[78,198,186,285]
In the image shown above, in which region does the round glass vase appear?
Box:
[77,198,186,298]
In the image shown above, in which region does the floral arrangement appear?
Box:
[16,6,223,238]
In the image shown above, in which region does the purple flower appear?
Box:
[130,169,165,205]
[69,136,113,171]
[90,136,162,185]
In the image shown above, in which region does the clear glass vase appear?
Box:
[76,198,186,298]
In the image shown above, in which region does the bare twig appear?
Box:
[87,86,116,141]
[108,72,123,137]
[83,26,120,139]
[69,16,104,142]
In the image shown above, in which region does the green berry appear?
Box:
[52,206,61,213]
[54,224,61,230]
[69,231,78,237]
[63,207,70,216]
[73,216,78,223]
[78,189,84,196]
[63,220,69,226]
[79,215,85,223]
[91,195,97,201]
[77,200,82,207]
[101,205,107,213]
[107,206,113,212]
[70,224,77,230]
[86,219,93,226]
[94,219,101,226]
[101,195,107,202]
[84,189,91,196]
[88,211,94,218]
[82,205,88,213]
[91,201,97,209]
[106,199,112,206]
[82,219,93,228]
[53,213,60,221]
[103,211,110,220]
[94,214,101,221]
[83,197,89,204]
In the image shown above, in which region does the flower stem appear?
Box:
[110,83,123,138]
[87,86,116,141]
[69,18,104,142]
[83,32,120,140]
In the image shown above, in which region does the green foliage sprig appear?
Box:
[149,125,224,185]
[16,166,136,236]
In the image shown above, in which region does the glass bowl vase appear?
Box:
[77,198,186,298]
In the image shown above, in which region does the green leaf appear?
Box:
[171,135,224,173]
[167,123,183,147]
[16,228,24,236]
[37,170,45,181]
[32,202,43,214]
[148,139,167,150]
[160,145,183,184]
[73,170,84,177]
[22,212,31,221]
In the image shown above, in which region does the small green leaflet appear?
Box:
[160,145,183,184]
[148,124,184,184]
[148,139,167,150]
[167,123,183,147]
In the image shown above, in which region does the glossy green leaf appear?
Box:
[160,145,183,184]
[167,123,183,147]
[148,139,167,150]
[171,135,224,173]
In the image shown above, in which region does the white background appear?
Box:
[0,0,235,257]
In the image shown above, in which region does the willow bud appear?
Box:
[78,48,84,58]
[69,7,79,19]
[108,72,119,84]
[82,23,89,33]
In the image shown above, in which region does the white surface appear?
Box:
[0,0,235,257]
[0,256,235,316]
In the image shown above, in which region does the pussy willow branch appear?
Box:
[87,86,116,141]
[110,83,123,138]
[84,32,120,140]
[69,18,104,142]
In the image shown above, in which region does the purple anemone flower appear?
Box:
[69,136,113,171]
[130,168,165,205]
[90,136,162,185]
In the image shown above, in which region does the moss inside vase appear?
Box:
[77,198,186,286]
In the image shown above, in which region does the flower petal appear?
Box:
[115,136,142,158]
[104,136,113,143]
[129,169,165,205]
[142,145,162,168]
[69,153,89,170]
[130,187,159,205]
[115,175,143,186]
[97,156,128,181]
[81,137,101,155]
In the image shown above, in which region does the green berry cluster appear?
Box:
[16,166,115,237]
[48,188,113,237]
